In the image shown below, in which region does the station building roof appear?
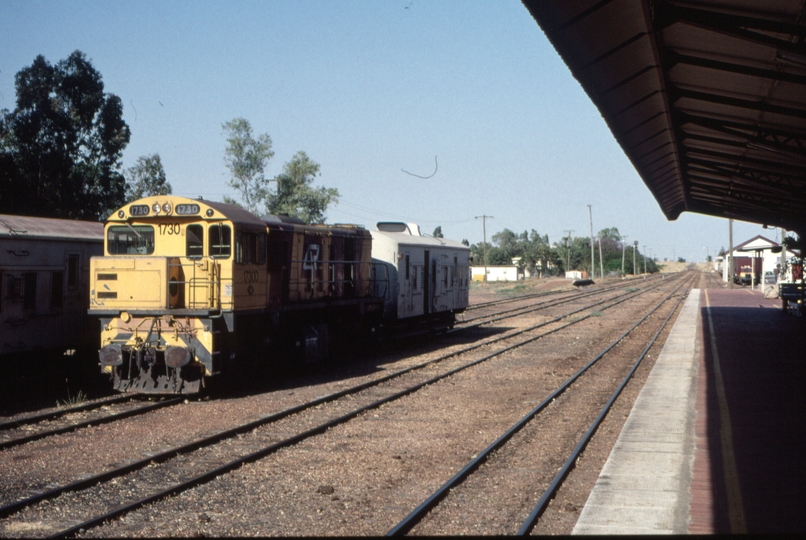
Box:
[522,0,806,234]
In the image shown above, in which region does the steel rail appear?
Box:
[516,278,692,534]
[454,272,684,332]
[0,397,183,451]
[0,395,132,431]
[458,274,666,325]
[39,274,692,538]
[0,274,666,522]
[0,272,682,522]
[464,274,652,311]
[386,274,694,536]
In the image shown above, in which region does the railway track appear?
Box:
[387,273,695,535]
[0,397,182,451]
[0,272,692,537]
[455,273,666,328]
[0,272,667,452]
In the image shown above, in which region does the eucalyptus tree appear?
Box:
[124,153,171,202]
[222,117,274,214]
[0,50,130,220]
[267,150,339,224]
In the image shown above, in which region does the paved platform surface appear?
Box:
[573,287,806,534]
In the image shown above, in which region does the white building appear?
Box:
[722,235,798,286]
[471,265,521,282]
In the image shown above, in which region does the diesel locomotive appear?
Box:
[90,196,470,394]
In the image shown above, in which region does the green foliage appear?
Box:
[222,118,274,214]
[0,51,131,220]
[598,227,621,241]
[267,150,339,224]
[432,226,444,238]
[485,246,512,265]
[125,153,171,202]
[56,385,87,408]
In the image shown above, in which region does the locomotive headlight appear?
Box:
[162,202,172,214]
[165,346,192,368]
[99,343,123,366]
[152,203,161,214]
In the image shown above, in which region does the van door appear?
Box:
[423,250,430,315]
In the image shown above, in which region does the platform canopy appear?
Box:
[523,0,806,234]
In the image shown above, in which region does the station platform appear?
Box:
[573,287,806,534]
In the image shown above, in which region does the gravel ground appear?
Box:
[0,272,710,537]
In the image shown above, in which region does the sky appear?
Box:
[1,0,778,263]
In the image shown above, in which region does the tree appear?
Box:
[222,118,274,214]
[432,226,444,238]
[267,151,339,224]
[0,51,130,220]
[124,154,171,202]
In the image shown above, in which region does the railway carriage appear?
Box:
[370,222,470,334]
[1,214,103,358]
[90,196,384,394]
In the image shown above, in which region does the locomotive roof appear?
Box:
[109,196,266,227]
[0,214,103,241]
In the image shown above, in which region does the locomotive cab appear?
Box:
[90,196,268,393]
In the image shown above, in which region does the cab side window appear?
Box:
[186,224,204,259]
[209,225,232,259]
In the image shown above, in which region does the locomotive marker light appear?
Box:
[99,343,123,366]
[165,346,192,368]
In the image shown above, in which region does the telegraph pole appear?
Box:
[563,229,574,276]
[475,215,493,282]
[621,235,628,278]
[633,241,638,276]
[643,245,647,274]
[728,218,734,288]
[598,237,604,280]
[588,205,594,279]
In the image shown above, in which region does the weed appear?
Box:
[590,310,604,317]
[625,287,639,292]
[56,379,87,408]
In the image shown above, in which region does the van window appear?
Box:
[209,225,231,259]
[186,224,204,259]
[107,226,155,255]
[24,272,37,310]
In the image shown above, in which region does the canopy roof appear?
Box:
[523,0,806,233]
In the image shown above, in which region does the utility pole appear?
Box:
[475,215,493,282]
[621,235,628,278]
[728,218,734,288]
[633,241,638,276]
[598,237,604,280]
[588,205,594,279]
[643,245,647,274]
[563,229,574,276]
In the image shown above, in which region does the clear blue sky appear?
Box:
[1,0,775,262]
